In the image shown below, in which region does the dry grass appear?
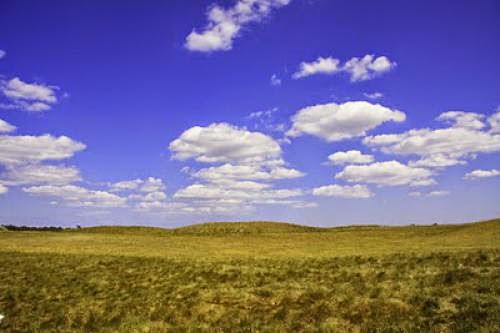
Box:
[0,219,498,332]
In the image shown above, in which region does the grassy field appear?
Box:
[0,220,499,332]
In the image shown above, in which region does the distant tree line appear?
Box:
[1,225,81,231]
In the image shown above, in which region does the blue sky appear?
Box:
[0,0,499,227]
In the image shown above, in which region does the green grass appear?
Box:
[0,219,499,332]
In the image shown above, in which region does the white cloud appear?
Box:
[4,77,57,101]
[174,182,302,201]
[169,121,307,213]
[193,163,304,182]
[0,77,58,112]
[464,169,500,180]
[0,123,88,200]
[363,92,383,100]
[312,184,373,198]
[23,185,127,208]
[0,184,8,194]
[292,57,341,79]
[170,162,308,212]
[0,134,86,166]
[292,55,396,82]
[0,50,5,59]
[287,101,406,142]
[109,179,143,191]
[364,113,500,165]
[437,111,485,130]
[409,178,437,187]
[327,150,374,165]
[427,190,449,197]
[408,154,466,168]
[0,118,16,133]
[185,0,291,52]
[270,74,281,86]
[169,122,282,164]
[1,164,81,186]
[170,173,308,213]
[142,191,168,202]
[109,177,167,207]
[139,177,166,193]
[488,111,500,133]
[135,200,256,215]
[343,55,396,82]
[335,160,434,187]
[174,163,305,212]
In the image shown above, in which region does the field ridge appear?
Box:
[47,218,500,236]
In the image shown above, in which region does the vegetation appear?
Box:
[0,219,498,332]
[0,225,70,232]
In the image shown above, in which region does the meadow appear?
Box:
[0,220,498,332]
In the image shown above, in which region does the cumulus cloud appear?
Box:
[174,182,302,201]
[327,150,374,165]
[0,184,8,194]
[0,134,86,165]
[23,185,127,208]
[110,177,166,195]
[169,122,282,164]
[0,118,16,133]
[464,169,500,180]
[312,184,373,198]
[0,50,5,59]
[1,164,81,186]
[292,55,396,81]
[108,177,168,209]
[167,164,306,211]
[292,57,341,79]
[437,111,485,130]
[343,55,396,82]
[193,163,304,182]
[135,200,255,215]
[171,165,310,211]
[0,122,90,201]
[408,154,466,168]
[335,160,434,187]
[169,122,309,212]
[109,179,143,191]
[0,123,171,212]
[363,111,500,167]
[488,111,500,133]
[185,0,291,52]
[141,191,168,202]
[287,101,406,142]
[427,190,450,197]
[139,177,166,193]
[0,77,59,112]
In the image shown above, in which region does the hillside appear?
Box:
[76,221,321,236]
[0,219,498,259]
[0,219,498,332]
[75,218,500,236]
[78,225,171,236]
[170,221,323,234]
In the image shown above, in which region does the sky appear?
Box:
[0,0,499,227]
